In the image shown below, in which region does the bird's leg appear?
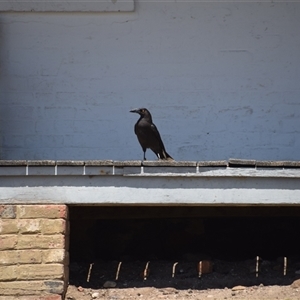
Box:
[143,150,147,161]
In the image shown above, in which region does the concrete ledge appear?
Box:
[0,159,300,177]
[142,160,197,167]
[1,174,300,205]
[0,160,27,166]
[256,160,300,168]
[228,158,256,167]
[27,160,56,166]
[198,160,228,167]
[114,160,142,166]
[56,161,85,166]
[1,160,300,205]
[85,160,114,166]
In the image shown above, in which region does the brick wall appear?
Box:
[0,205,69,300]
[1,3,300,162]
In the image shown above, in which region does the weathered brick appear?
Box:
[0,296,62,300]
[0,250,42,265]
[63,233,69,251]
[17,234,66,249]
[44,280,65,294]
[0,219,65,234]
[42,249,66,264]
[17,264,64,280]
[0,205,16,219]
[40,219,66,235]
[65,251,69,265]
[66,220,70,235]
[0,265,17,281]
[64,265,69,284]
[0,235,17,250]
[18,219,41,234]
[0,280,64,295]
[0,219,18,234]
[0,219,42,234]
[17,205,68,219]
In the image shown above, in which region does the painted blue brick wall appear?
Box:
[0,2,299,161]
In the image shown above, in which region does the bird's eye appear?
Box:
[141,109,145,113]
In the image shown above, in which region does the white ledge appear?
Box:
[1,160,300,205]
[126,168,300,178]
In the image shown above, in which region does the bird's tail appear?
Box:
[159,150,174,161]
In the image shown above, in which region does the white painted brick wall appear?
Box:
[0,2,299,161]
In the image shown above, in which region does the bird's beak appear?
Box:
[130,109,139,113]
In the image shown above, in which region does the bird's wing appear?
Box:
[150,123,165,149]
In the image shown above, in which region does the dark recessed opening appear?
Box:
[69,206,300,289]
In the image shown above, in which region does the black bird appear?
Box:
[130,108,173,161]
